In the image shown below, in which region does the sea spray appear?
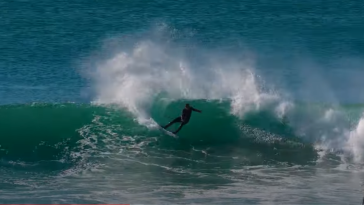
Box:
[87,37,282,126]
[346,114,364,163]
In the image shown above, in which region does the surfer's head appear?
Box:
[185,103,190,108]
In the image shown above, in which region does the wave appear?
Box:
[2,26,363,172]
[81,26,364,167]
[0,100,363,172]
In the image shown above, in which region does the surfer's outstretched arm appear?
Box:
[191,107,202,113]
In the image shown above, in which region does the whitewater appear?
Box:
[1,0,364,204]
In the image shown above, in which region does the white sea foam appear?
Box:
[86,29,282,125]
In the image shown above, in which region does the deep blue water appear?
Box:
[1,0,363,104]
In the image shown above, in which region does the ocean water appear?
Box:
[1,0,364,204]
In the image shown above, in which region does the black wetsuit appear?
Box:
[163,107,200,133]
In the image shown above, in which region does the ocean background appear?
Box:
[1,0,364,204]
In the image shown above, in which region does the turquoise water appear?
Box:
[1,0,364,204]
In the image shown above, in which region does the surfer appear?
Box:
[163,103,202,134]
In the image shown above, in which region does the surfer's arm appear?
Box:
[191,107,202,113]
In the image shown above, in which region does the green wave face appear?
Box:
[1,101,363,171]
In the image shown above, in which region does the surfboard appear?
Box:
[158,125,178,138]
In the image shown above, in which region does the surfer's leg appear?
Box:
[173,121,187,134]
[163,117,182,129]
[173,123,184,134]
